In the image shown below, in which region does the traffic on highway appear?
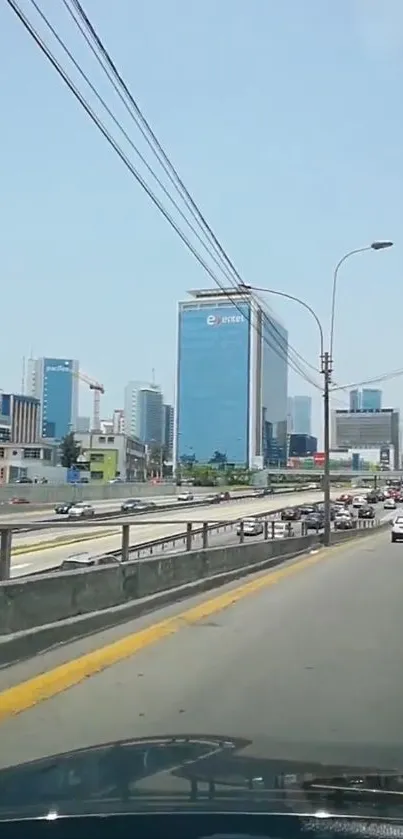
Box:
[4,485,394,578]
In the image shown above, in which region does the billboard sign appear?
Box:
[313,452,325,466]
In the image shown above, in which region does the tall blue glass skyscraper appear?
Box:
[28,357,79,440]
[174,289,288,468]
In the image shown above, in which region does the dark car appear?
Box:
[299,504,316,515]
[358,504,375,519]
[54,502,74,514]
[334,513,354,530]
[120,499,142,513]
[281,507,301,521]
[253,487,273,497]
[205,493,221,504]
[316,503,336,521]
[304,513,325,530]
[366,492,380,504]
[220,491,231,501]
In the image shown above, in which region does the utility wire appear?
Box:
[7,0,320,390]
[60,0,321,387]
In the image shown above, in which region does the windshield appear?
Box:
[0,0,400,827]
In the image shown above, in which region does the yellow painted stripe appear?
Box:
[0,539,352,723]
[12,529,120,557]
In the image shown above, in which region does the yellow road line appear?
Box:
[0,534,376,724]
[12,529,120,557]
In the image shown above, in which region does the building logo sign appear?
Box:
[45,362,72,373]
[206,314,244,326]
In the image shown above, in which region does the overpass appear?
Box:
[266,468,402,479]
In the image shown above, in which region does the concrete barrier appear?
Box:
[0,534,321,664]
[330,519,390,544]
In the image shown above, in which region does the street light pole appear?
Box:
[240,242,393,546]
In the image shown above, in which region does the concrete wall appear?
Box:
[0,481,179,505]
[0,534,320,637]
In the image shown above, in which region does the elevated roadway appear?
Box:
[0,528,401,770]
[8,490,329,577]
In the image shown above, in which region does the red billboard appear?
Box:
[313,452,325,466]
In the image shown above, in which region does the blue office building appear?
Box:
[138,387,163,446]
[361,389,382,411]
[28,357,79,440]
[175,289,288,468]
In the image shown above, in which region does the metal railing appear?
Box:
[1,504,383,582]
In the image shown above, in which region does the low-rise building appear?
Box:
[0,440,64,484]
[74,431,146,483]
[0,393,40,444]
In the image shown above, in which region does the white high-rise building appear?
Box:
[124,381,162,444]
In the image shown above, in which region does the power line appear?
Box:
[7,0,320,390]
[331,367,403,393]
[59,0,321,387]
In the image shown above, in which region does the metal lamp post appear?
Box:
[238,239,393,546]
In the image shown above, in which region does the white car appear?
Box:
[236,518,263,536]
[67,503,95,519]
[177,491,194,502]
[384,497,396,509]
[352,496,366,508]
[391,515,403,542]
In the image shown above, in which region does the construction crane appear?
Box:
[76,370,105,432]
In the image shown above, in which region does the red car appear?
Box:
[9,497,30,504]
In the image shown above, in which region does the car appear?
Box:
[337,494,353,505]
[220,491,231,501]
[253,487,273,497]
[365,492,379,504]
[352,496,366,508]
[60,552,120,570]
[299,504,317,515]
[9,497,30,504]
[205,493,221,504]
[304,513,325,530]
[391,515,403,542]
[281,507,301,521]
[236,517,264,536]
[384,497,396,510]
[120,499,142,513]
[334,512,354,530]
[177,492,194,502]
[67,503,95,519]
[358,504,375,519]
[54,502,74,515]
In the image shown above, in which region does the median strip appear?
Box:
[11,529,120,557]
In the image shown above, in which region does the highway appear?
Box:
[0,527,402,771]
[8,491,391,578]
[8,489,328,577]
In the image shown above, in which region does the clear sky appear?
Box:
[1,0,402,438]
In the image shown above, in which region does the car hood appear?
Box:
[1,734,403,819]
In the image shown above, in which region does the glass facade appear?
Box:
[176,302,250,464]
[138,388,163,445]
[262,317,288,464]
[361,389,382,411]
[42,358,76,440]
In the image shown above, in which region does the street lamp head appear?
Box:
[371,241,393,250]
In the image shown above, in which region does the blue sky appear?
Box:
[1,0,402,437]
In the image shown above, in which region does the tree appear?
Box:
[209,450,227,466]
[60,432,80,468]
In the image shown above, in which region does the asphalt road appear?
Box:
[9,490,327,577]
[1,528,402,771]
[9,493,393,577]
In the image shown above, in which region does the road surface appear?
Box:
[8,490,328,577]
[0,528,402,771]
[9,492,391,577]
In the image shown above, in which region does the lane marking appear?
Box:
[0,531,384,724]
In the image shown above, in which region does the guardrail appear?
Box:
[1,492,383,581]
